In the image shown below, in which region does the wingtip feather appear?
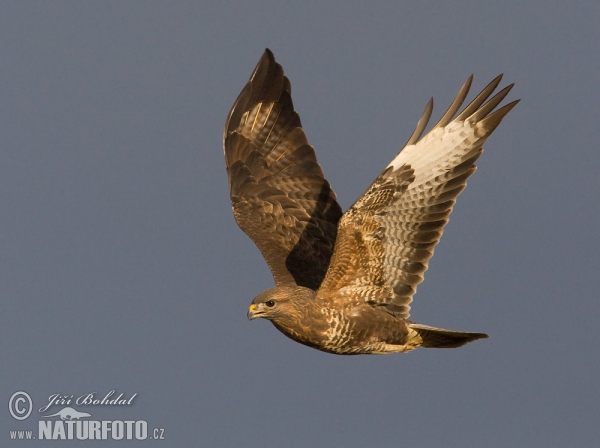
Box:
[432,74,473,130]
[455,74,504,121]
[476,98,520,133]
[469,83,515,123]
[405,97,434,147]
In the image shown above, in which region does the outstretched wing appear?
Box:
[224,49,343,289]
[318,75,519,317]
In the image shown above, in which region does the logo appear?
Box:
[42,407,91,420]
[7,390,165,442]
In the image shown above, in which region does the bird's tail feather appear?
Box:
[408,323,488,348]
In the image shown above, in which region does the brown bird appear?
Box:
[223,49,518,355]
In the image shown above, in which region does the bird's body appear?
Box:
[251,286,416,354]
[224,49,518,355]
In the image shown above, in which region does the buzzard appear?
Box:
[223,49,518,354]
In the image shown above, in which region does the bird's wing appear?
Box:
[224,49,343,289]
[318,75,519,317]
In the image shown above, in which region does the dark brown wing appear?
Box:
[318,75,519,317]
[224,49,343,289]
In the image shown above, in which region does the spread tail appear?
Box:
[408,323,488,348]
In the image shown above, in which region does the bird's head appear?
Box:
[247,285,314,322]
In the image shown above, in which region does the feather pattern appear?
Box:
[318,75,519,319]
[224,50,343,289]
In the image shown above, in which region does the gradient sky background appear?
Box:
[2,2,599,447]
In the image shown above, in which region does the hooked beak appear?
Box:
[247,303,262,320]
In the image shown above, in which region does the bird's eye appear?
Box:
[265,300,276,308]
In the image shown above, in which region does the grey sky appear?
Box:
[1,2,599,447]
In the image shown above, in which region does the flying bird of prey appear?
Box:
[223,49,518,354]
